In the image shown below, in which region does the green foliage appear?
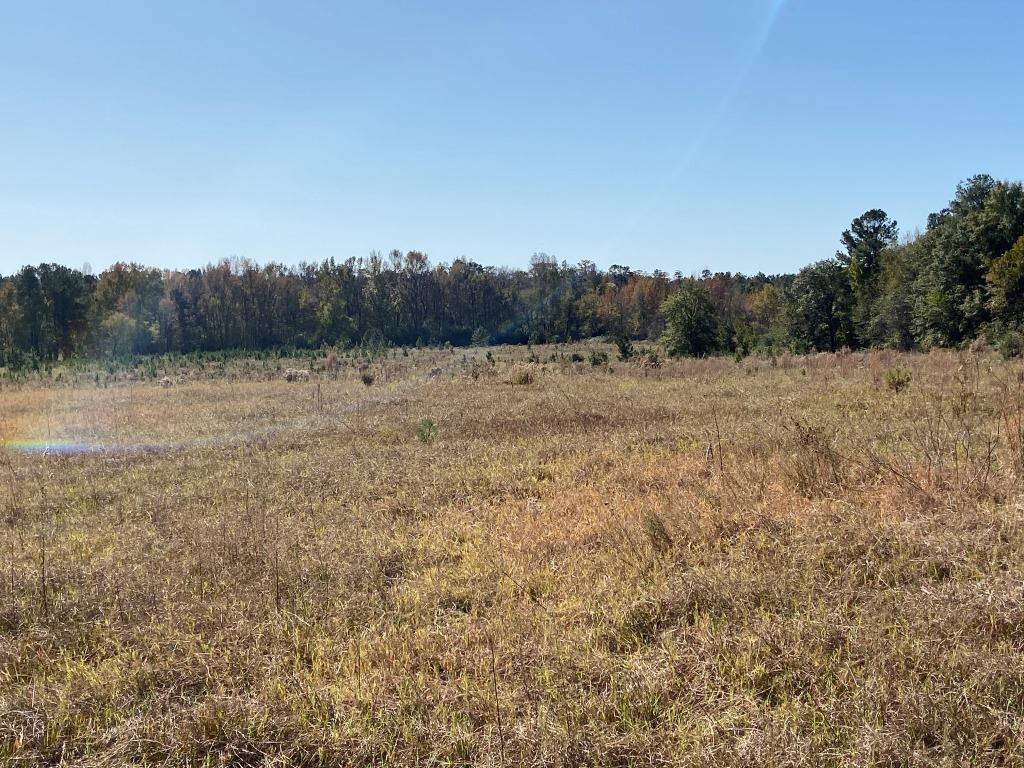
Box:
[660,279,718,357]
[1000,330,1024,360]
[317,300,356,346]
[415,418,438,444]
[614,334,634,361]
[837,209,898,296]
[2,176,1024,364]
[790,260,853,352]
[589,350,608,367]
[885,366,912,393]
[471,327,490,346]
[911,176,1024,347]
[987,234,1024,326]
[98,313,142,357]
[361,328,388,357]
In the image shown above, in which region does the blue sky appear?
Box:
[1,1,1022,276]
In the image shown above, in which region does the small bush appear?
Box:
[570,352,584,363]
[615,335,634,362]
[1000,331,1024,360]
[885,366,912,393]
[589,350,609,367]
[415,418,438,444]
[508,366,534,385]
[471,327,490,346]
[361,372,375,386]
[633,349,662,370]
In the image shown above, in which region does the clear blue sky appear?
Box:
[2,1,1023,277]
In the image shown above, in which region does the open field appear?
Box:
[2,344,1024,766]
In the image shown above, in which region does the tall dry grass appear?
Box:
[1,344,1023,766]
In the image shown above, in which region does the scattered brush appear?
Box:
[506,365,535,386]
[2,346,1024,766]
[885,365,912,393]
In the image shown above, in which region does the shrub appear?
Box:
[885,365,912,393]
[638,351,662,370]
[361,372,375,386]
[1000,331,1024,360]
[660,280,718,357]
[471,327,490,346]
[570,352,584,363]
[508,366,534,385]
[415,418,438,444]
[589,350,609,367]
[615,335,634,361]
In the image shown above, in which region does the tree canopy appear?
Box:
[3,174,1024,365]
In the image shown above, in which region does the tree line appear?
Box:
[2,174,1024,366]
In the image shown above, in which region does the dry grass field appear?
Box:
[2,344,1024,766]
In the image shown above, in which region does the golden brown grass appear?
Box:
[2,345,1024,766]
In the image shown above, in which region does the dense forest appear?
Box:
[2,173,1024,366]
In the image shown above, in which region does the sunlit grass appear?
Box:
[1,344,1023,766]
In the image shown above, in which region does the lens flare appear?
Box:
[0,438,171,456]
[603,0,789,256]
[1,440,98,455]
[668,0,790,176]
[1,367,435,459]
